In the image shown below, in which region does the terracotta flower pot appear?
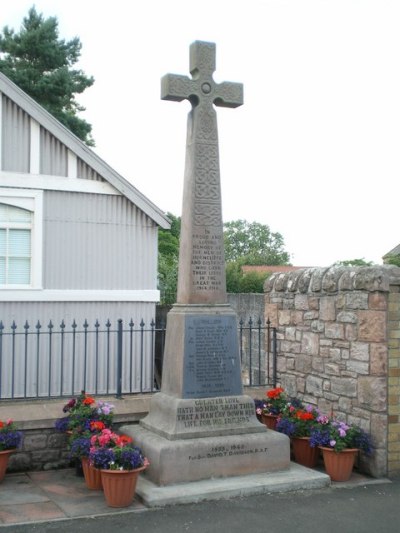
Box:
[81,457,102,490]
[261,413,278,430]
[291,437,320,468]
[0,450,13,482]
[100,466,146,508]
[320,447,359,482]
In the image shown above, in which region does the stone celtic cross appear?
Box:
[161,41,243,304]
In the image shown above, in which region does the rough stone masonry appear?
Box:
[121,41,289,486]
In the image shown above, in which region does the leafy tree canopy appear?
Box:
[223,219,291,265]
[0,6,94,145]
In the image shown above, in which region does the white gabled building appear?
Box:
[0,71,170,398]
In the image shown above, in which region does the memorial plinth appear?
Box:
[121,41,289,486]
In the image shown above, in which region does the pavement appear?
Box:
[0,464,396,531]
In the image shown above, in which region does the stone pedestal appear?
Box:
[121,303,290,486]
[122,423,290,486]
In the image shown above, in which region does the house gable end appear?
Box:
[0,72,170,229]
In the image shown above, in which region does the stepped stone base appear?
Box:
[120,422,290,486]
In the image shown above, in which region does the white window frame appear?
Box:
[0,188,43,289]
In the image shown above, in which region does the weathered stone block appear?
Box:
[305,375,323,397]
[265,303,278,326]
[320,297,336,321]
[331,377,357,397]
[358,376,387,410]
[294,294,309,310]
[278,309,291,326]
[325,363,340,375]
[346,360,369,375]
[358,311,386,342]
[295,354,313,373]
[345,292,369,310]
[311,357,324,373]
[301,332,319,355]
[311,320,325,333]
[23,433,48,450]
[369,292,387,310]
[325,322,345,340]
[337,311,357,323]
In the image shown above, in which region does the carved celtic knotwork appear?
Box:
[194,203,222,226]
[195,183,220,199]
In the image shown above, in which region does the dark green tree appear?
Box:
[223,219,290,265]
[0,6,94,145]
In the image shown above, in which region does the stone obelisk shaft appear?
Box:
[161,41,243,304]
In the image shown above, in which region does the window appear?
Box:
[0,204,32,284]
[0,189,43,288]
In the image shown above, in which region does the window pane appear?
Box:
[9,229,31,256]
[8,257,31,284]
[0,203,32,223]
[0,229,5,255]
[0,257,5,283]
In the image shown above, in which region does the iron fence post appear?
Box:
[116,319,123,399]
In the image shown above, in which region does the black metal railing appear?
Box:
[0,317,276,400]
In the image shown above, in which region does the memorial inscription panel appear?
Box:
[176,396,256,430]
[183,315,242,398]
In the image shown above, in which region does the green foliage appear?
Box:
[158,215,290,299]
[226,262,269,293]
[158,253,178,305]
[158,214,180,304]
[223,219,290,265]
[333,258,374,267]
[0,6,94,145]
[385,256,400,267]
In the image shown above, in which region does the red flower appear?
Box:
[266,387,284,399]
[0,421,3,429]
[116,435,133,447]
[83,395,95,405]
[90,421,105,431]
[296,411,314,421]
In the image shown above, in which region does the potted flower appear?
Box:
[55,392,115,476]
[309,415,372,481]
[89,428,149,507]
[261,387,288,430]
[55,392,114,435]
[276,403,321,467]
[0,419,23,482]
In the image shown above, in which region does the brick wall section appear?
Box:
[388,286,400,476]
[264,265,400,478]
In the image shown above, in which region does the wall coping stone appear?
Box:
[265,265,400,294]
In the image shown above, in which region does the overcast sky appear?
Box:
[3,0,400,266]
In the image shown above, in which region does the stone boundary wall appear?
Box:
[1,397,150,473]
[264,265,400,478]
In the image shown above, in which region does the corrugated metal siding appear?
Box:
[0,301,157,397]
[77,158,105,181]
[42,191,158,289]
[40,127,68,176]
[1,95,30,172]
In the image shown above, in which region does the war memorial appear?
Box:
[122,41,328,502]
